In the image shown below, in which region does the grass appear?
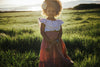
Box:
[0,9,100,67]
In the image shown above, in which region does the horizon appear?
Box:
[0,0,100,11]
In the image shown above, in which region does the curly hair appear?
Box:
[41,0,62,17]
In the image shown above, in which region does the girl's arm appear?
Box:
[57,25,62,40]
[40,23,52,42]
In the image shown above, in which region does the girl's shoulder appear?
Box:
[38,18,64,25]
[56,19,64,25]
[38,18,47,24]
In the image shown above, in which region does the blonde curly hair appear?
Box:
[41,0,62,17]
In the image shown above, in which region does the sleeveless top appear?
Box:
[38,18,64,32]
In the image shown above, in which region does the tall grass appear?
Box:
[0,9,100,67]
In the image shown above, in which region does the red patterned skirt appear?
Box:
[39,31,72,67]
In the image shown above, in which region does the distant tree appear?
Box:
[73,3,100,10]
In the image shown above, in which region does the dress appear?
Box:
[38,18,73,67]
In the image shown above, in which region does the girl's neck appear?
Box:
[47,17,56,21]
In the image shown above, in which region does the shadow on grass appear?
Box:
[0,29,34,37]
[63,37,100,67]
[0,36,41,54]
[0,35,99,67]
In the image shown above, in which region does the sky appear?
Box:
[0,0,100,11]
[0,0,68,6]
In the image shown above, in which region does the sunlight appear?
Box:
[27,0,70,11]
[0,0,77,11]
[28,6,42,11]
[0,0,99,11]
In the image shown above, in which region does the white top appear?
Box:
[38,18,64,32]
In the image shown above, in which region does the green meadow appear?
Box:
[0,9,100,67]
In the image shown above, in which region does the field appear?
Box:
[0,9,100,67]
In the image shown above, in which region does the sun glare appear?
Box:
[28,7,42,11]
[0,0,82,11]
[29,0,68,11]
[28,0,72,11]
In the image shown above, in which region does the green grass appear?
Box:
[0,9,100,67]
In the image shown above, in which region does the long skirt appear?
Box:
[39,31,72,67]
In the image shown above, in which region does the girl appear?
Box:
[38,0,74,67]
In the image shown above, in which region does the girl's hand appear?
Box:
[45,47,50,51]
[49,39,60,47]
[45,39,53,51]
[45,40,55,51]
[45,43,52,51]
[51,40,58,45]
[45,38,52,43]
[45,39,61,51]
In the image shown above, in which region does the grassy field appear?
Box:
[0,9,100,67]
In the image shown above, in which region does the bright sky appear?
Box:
[0,0,69,5]
[0,0,71,11]
[0,0,99,6]
[0,0,99,11]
